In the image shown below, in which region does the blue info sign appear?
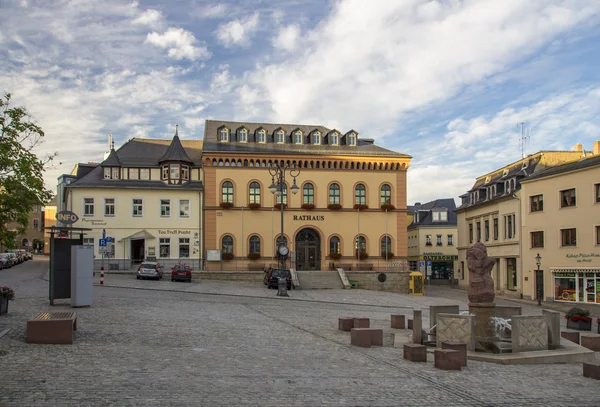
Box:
[106,237,113,243]
[99,239,107,247]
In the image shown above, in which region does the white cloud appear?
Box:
[132,9,163,26]
[146,28,210,61]
[272,25,300,51]
[194,3,227,19]
[216,12,259,47]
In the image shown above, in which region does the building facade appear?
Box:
[407,199,458,283]
[520,144,600,304]
[5,204,45,252]
[455,149,588,299]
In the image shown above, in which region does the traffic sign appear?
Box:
[106,237,113,243]
[419,261,425,273]
[99,239,107,247]
[99,246,108,253]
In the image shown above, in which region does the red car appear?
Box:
[171,264,192,282]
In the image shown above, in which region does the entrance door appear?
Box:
[295,228,321,271]
[131,239,145,264]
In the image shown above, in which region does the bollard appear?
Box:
[100,267,104,285]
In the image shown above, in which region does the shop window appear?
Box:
[249,235,261,254]
[160,199,171,217]
[425,235,432,246]
[436,235,442,246]
[554,272,577,302]
[447,235,453,246]
[276,183,288,205]
[531,231,544,248]
[222,181,234,204]
[159,238,170,258]
[468,223,473,243]
[249,182,261,205]
[493,218,499,240]
[222,236,233,254]
[561,228,577,247]
[506,258,517,290]
[133,199,143,217]
[84,198,94,216]
[560,188,576,208]
[354,183,366,205]
[329,183,340,205]
[104,198,115,217]
[476,222,481,242]
[484,220,490,241]
[530,194,543,212]
[179,199,190,217]
[380,184,391,205]
[303,183,314,205]
[329,236,340,254]
[179,238,190,258]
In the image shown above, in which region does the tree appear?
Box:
[0,92,55,249]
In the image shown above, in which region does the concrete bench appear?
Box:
[248,264,265,272]
[403,343,427,362]
[434,349,461,370]
[583,360,600,380]
[27,312,77,344]
[391,315,405,329]
[580,334,600,351]
[441,341,467,367]
[338,318,354,332]
[561,330,580,344]
[350,328,383,348]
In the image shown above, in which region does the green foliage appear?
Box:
[0,93,55,248]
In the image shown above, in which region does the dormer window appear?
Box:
[238,129,247,143]
[276,130,285,144]
[162,165,169,180]
[505,181,511,194]
[312,132,321,145]
[219,128,229,142]
[348,133,357,146]
[330,133,339,145]
[294,131,303,144]
[181,165,189,180]
[103,167,120,179]
[432,209,448,222]
[170,164,180,180]
[257,129,266,143]
[104,167,111,179]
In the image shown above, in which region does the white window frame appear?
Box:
[111,167,120,179]
[160,199,171,217]
[330,133,338,145]
[83,237,94,247]
[348,133,357,146]
[257,130,266,143]
[128,168,139,180]
[132,198,143,217]
[140,168,150,180]
[179,238,190,258]
[276,130,285,144]
[83,197,95,217]
[104,167,111,179]
[179,199,190,218]
[219,128,229,142]
[104,198,115,217]
[294,132,303,144]
[238,129,247,142]
[312,133,321,145]
[170,164,180,180]
[159,238,171,258]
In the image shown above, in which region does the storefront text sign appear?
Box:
[565,253,600,263]
[422,254,458,261]
[158,229,192,235]
[80,218,107,226]
[293,215,325,221]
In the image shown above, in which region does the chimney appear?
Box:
[574,143,583,152]
[594,140,600,156]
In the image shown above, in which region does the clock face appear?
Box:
[278,245,289,256]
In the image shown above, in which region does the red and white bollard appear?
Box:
[100,267,104,285]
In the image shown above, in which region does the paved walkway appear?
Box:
[1,258,599,406]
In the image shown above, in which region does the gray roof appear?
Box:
[202,120,411,158]
[68,166,203,190]
[158,127,193,163]
[408,198,457,229]
[101,149,121,167]
[114,138,203,167]
[521,154,600,182]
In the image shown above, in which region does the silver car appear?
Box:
[0,253,14,268]
[136,262,164,280]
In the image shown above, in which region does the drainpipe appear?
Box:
[199,191,203,271]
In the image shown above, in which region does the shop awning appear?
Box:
[551,268,600,274]
[119,230,155,242]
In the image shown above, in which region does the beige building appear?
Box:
[42,198,57,254]
[6,204,45,252]
[455,149,589,299]
[520,143,600,304]
[407,199,458,284]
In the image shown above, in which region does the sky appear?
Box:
[1,0,600,205]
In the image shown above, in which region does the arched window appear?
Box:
[249,182,260,204]
[355,236,366,254]
[381,236,392,256]
[329,183,340,205]
[222,181,233,204]
[355,183,366,205]
[330,132,338,145]
[380,184,392,205]
[219,128,229,142]
[276,235,287,248]
[303,183,314,205]
[294,131,303,144]
[249,235,261,254]
[276,130,285,144]
[257,129,266,143]
[348,133,357,146]
[276,183,288,204]
[222,235,233,254]
[329,236,340,254]
[312,132,321,145]
[238,129,247,142]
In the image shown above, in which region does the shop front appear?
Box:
[552,268,600,304]
[422,253,458,280]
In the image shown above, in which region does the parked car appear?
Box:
[5,250,21,264]
[6,252,19,265]
[265,268,292,290]
[0,253,14,268]
[136,262,164,280]
[171,264,192,283]
[17,250,29,261]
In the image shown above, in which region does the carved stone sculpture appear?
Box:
[466,242,496,303]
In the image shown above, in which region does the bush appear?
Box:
[248,203,261,210]
[247,252,261,260]
[301,203,315,210]
[327,204,342,210]
[564,307,591,321]
[353,204,369,210]
[220,202,234,209]
[381,203,395,211]
[274,203,287,210]
[328,252,341,260]
[0,286,15,301]
[222,252,234,261]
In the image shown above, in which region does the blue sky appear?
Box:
[1,0,600,204]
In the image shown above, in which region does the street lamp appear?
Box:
[535,253,542,306]
[269,162,300,297]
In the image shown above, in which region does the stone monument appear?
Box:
[466,242,497,350]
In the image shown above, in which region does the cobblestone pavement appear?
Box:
[0,258,599,406]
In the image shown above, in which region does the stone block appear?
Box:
[441,341,467,367]
[391,314,405,329]
[580,335,600,351]
[407,318,413,330]
[403,343,427,362]
[429,305,459,329]
[412,310,422,344]
[542,309,561,349]
[436,314,475,351]
[434,349,461,370]
[338,318,354,332]
[511,315,548,353]
[353,318,370,328]
[583,360,600,380]
[350,328,371,348]
[561,330,580,344]
[495,306,522,320]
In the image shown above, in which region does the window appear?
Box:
[112,168,120,179]
[355,236,366,253]
[181,166,189,180]
[348,133,356,146]
[436,235,442,246]
[140,168,150,180]
[222,181,234,204]
[596,226,600,245]
[104,167,111,179]
[84,198,94,216]
[159,238,170,257]
[33,205,38,213]
[476,222,481,242]
[354,183,366,205]
[469,223,473,243]
[249,235,260,254]
[381,236,392,255]
[504,214,516,239]
[160,199,171,217]
[531,231,544,248]
[276,235,287,249]
[170,164,180,180]
[506,258,517,290]
[447,235,454,246]
[222,235,233,254]
[33,219,39,229]
[560,188,576,208]
[530,194,543,212]
[179,199,190,217]
[275,130,285,144]
[294,131,302,144]
[104,198,115,217]
[83,238,94,247]
[179,238,190,258]
[561,228,577,247]
[329,236,340,254]
[484,220,489,241]
[219,128,229,142]
[238,129,247,142]
[249,182,261,204]
[257,129,266,143]
[312,133,321,145]
[162,166,169,180]
[493,218,499,240]
[426,235,432,246]
[329,183,340,204]
[303,183,314,205]
[330,133,338,145]
[596,184,600,203]
[409,260,418,271]
[133,199,143,217]
[432,210,448,222]
[276,183,287,205]
[380,184,391,205]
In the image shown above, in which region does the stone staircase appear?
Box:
[296,271,344,289]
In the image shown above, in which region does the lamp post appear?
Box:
[268,162,300,297]
[535,253,542,306]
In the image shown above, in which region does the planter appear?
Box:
[353,204,369,210]
[301,203,315,210]
[248,203,261,210]
[220,202,234,209]
[0,296,8,316]
[381,204,395,211]
[222,252,234,261]
[566,318,592,331]
[274,204,287,210]
[327,204,342,210]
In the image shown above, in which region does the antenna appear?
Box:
[108,134,113,150]
[518,122,529,158]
